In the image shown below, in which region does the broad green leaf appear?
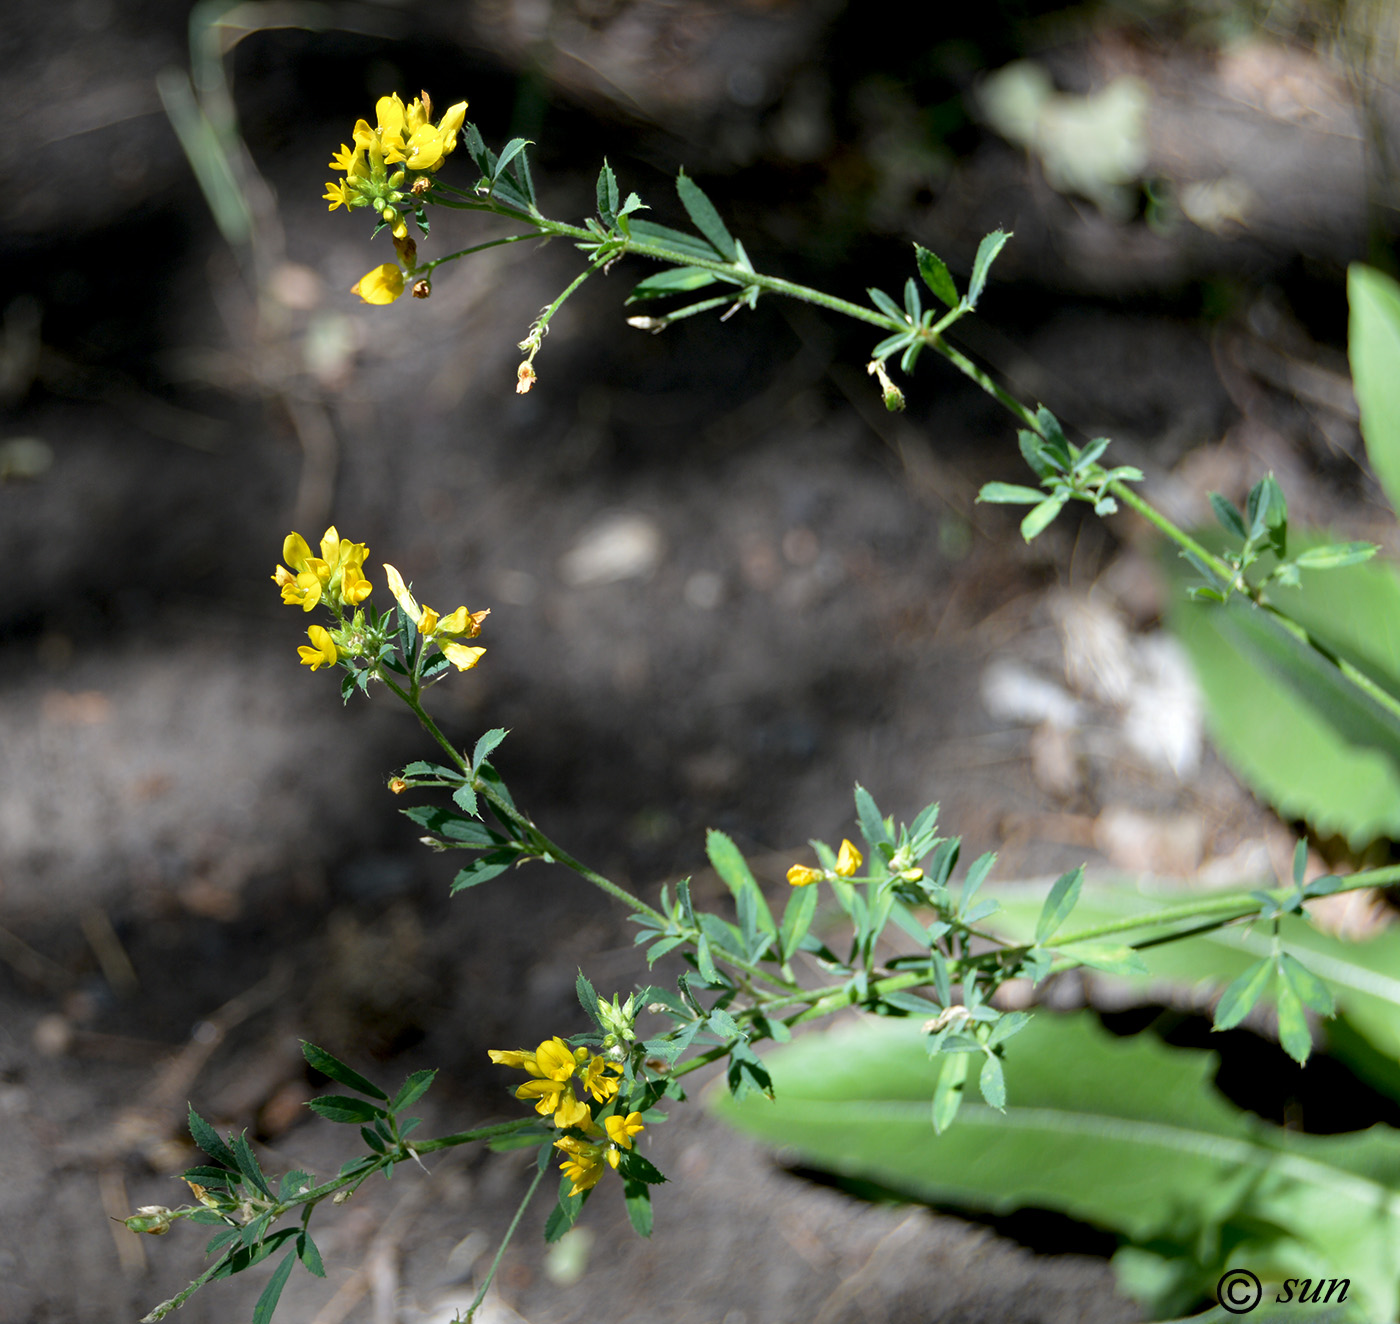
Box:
[450,851,517,892]
[984,881,1400,1069]
[977,481,1045,505]
[297,1232,326,1278]
[914,244,959,308]
[675,169,736,260]
[624,1180,654,1237]
[1034,866,1083,943]
[978,1052,1006,1110]
[716,1013,1400,1321]
[965,229,1011,310]
[1278,952,1336,1019]
[472,728,508,772]
[695,934,719,983]
[1168,588,1400,847]
[451,783,478,817]
[1348,263,1400,519]
[1212,958,1273,1031]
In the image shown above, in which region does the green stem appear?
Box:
[422,232,545,272]
[463,1155,548,1324]
[1109,482,1239,587]
[381,671,666,924]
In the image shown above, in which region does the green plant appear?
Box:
[131,73,1400,1324]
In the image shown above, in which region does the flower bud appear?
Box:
[388,777,409,794]
[125,1207,174,1235]
[411,280,431,299]
[787,863,823,887]
[516,362,537,394]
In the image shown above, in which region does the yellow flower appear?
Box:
[383,563,489,671]
[580,1054,623,1103]
[352,263,405,305]
[787,863,823,888]
[373,92,469,172]
[553,1136,607,1196]
[834,839,864,877]
[298,625,338,670]
[487,1048,537,1070]
[274,527,372,611]
[604,1111,644,1152]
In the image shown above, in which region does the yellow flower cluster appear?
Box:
[324,92,467,305]
[787,837,864,887]
[383,564,488,672]
[489,1037,644,1195]
[272,527,373,670]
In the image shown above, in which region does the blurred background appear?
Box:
[2,1,1398,1320]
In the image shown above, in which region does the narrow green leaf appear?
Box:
[1294,542,1379,570]
[618,191,647,217]
[931,1052,968,1134]
[1020,495,1067,541]
[780,883,818,964]
[626,218,724,264]
[1213,958,1273,1031]
[965,229,1011,310]
[1056,942,1147,975]
[978,481,1045,505]
[576,970,604,1031]
[187,1107,237,1170]
[854,783,891,850]
[231,1133,271,1198]
[306,1095,385,1125]
[251,1248,298,1324]
[959,852,997,916]
[867,287,905,323]
[512,148,536,207]
[1209,492,1248,539]
[450,851,517,892]
[300,1043,388,1100]
[914,244,958,308]
[706,828,777,945]
[597,161,619,224]
[695,934,719,984]
[390,1069,437,1114]
[1072,437,1110,471]
[1034,866,1084,944]
[675,169,736,260]
[1017,429,1057,478]
[626,267,724,301]
[492,137,531,182]
[646,935,684,965]
[903,276,922,322]
[1274,975,1313,1065]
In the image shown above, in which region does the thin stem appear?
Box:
[1109,482,1238,587]
[422,232,545,272]
[463,1153,548,1324]
[410,1117,541,1156]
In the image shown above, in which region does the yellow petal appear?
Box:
[441,642,486,672]
[438,100,468,149]
[382,563,420,623]
[834,839,864,877]
[283,532,313,568]
[351,264,405,305]
[786,864,823,887]
[298,625,338,670]
[375,93,406,137]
